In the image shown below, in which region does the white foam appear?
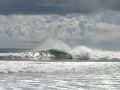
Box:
[69,46,120,60]
[0,61,119,73]
[0,46,120,61]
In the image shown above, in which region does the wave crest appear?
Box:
[0,46,120,61]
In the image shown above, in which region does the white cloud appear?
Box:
[0,12,120,44]
[95,22,120,31]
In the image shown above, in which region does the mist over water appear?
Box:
[0,39,120,61]
[33,39,120,60]
[35,39,71,51]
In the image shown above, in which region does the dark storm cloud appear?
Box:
[0,0,120,14]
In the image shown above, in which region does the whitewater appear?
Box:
[0,46,120,61]
[0,61,120,90]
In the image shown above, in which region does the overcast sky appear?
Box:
[0,0,120,14]
[0,0,120,50]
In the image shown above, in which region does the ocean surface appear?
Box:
[0,48,120,90]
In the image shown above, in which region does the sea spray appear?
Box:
[34,39,71,51]
[0,39,120,60]
[69,46,91,60]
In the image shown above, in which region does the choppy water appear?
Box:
[0,61,120,90]
[0,71,120,90]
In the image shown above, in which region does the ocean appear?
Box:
[0,48,120,90]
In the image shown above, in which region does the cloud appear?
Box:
[95,23,120,31]
[0,12,120,44]
[0,0,120,14]
[0,15,82,41]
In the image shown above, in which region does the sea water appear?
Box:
[0,61,120,90]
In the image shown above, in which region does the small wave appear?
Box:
[0,61,119,74]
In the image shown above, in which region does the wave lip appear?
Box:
[47,49,73,60]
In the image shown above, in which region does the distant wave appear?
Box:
[0,46,120,61]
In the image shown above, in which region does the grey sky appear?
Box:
[0,0,119,14]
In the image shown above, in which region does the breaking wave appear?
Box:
[70,46,120,60]
[0,40,120,73]
[0,46,120,61]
